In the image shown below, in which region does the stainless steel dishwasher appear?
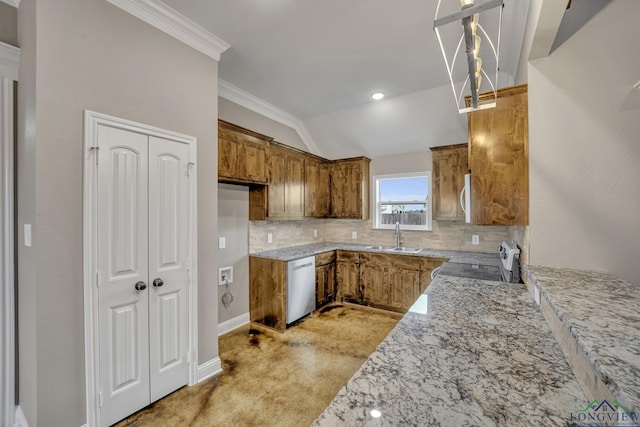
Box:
[286,256,316,325]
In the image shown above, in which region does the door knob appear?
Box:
[153,278,164,288]
[135,281,147,291]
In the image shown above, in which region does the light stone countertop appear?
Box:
[313,276,586,426]
[524,265,640,412]
[250,242,501,266]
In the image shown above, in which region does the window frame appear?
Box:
[371,171,432,231]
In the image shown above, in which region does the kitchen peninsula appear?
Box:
[312,274,586,426]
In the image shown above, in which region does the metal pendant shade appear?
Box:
[434,0,504,113]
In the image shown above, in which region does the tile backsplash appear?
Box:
[250,219,510,254]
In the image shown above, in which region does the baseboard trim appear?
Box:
[197,357,222,383]
[217,313,250,336]
[14,406,28,427]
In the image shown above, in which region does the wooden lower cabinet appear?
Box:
[250,251,449,331]
[335,250,361,303]
[249,256,287,331]
[419,257,449,293]
[315,251,337,308]
[360,253,421,313]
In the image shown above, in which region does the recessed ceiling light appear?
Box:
[371,92,385,100]
[370,409,382,418]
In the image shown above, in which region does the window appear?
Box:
[372,172,432,231]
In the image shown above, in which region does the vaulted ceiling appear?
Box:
[163,0,532,159]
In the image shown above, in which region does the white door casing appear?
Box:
[84,111,198,427]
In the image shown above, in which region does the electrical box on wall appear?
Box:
[219,266,233,286]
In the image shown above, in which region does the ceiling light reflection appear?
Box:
[370,409,382,418]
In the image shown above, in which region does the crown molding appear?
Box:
[0,0,20,8]
[106,0,230,61]
[218,79,323,157]
[0,42,20,81]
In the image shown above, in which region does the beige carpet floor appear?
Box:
[114,304,401,427]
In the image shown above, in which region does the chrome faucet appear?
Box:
[395,222,404,247]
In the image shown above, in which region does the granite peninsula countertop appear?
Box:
[250,242,501,266]
[313,276,586,426]
[525,265,640,412]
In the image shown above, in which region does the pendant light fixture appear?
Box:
[434,0,504,113]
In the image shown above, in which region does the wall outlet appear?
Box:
[218,237,226,249]
[472,235,480,245]
[352,231,357,240]
[313,229,318,238]
[267,233,273,243]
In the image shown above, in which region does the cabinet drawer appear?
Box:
[337,250,360,263]
[315,251,336,266]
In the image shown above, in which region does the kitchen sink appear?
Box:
[364,245,385,250]
[387,247,423,254]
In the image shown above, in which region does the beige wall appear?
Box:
[217,184,250,324]
[0,2,17,46]
[370,150,433,176]
[528,1,640,284]
[17,0,37,422]
[218,97,307,151]
[17,0,220,425]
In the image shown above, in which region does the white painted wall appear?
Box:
[528,1,640,284]
[217,184,250,325]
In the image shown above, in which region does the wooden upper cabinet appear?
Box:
[267,143,305,219]
[430,144,468,221]
[467,84,529,226]
[218,120,271,184]
[304,155,330,218]
[329,157,371,220]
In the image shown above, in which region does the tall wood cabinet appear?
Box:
[305,155,330,218]
[430,143,468,221]
[218,120,270,185]
[467,84,529,225]
[330,157,370,219]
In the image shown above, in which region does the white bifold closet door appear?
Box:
[96,125,190,426]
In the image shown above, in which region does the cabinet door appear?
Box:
[267,146,288,218]
[218,120,270,185]
[249,257,287,331]
[325,263,337,303]
[305,157,330,218]
[336,260,360,302]
[286,151,305,218]
[361,264,389,307]
[243,140,267,183]
[316,264,327,308]
[468,85,528,225]
[388,267,420,310]
[330,158,370,219]
[432,144,468,221]
[218,136,237,179]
